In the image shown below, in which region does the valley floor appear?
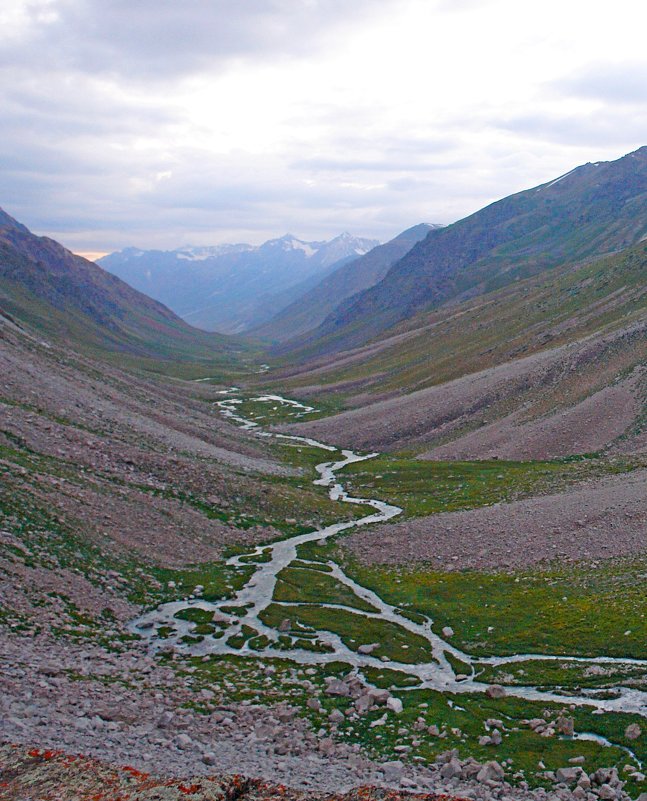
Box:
[1,325,647,801]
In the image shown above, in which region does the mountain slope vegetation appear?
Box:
[269,241,647,459]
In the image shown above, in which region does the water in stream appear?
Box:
[131,393,647,722]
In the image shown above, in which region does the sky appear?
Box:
[1,0,647,256]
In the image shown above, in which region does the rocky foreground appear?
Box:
[1,633,645,801]
[0,745,469,801]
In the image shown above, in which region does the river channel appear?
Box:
[132,393,647,722]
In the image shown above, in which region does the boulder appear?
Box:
[476,761,505,783]
[325,679,351,697]
[386,697,403,714]
[354,694,372,714]
[625,723,642,740]
[440,758,463,780]
[556,714,575,736]
[368,688,391,705]
[555,767,583,784]
[358,643,380,654]
[382,761,404,783]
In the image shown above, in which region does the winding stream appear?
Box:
[132,393,647,722]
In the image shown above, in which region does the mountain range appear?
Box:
[251,223,439,342]
[99,232,379,335]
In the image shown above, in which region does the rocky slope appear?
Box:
[287,146,647,358]
[273,242,647,460]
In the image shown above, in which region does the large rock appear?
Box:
[439,758,463,780]
[386,697,403,714]
[381,760,404,783]
[368,688,391,705]
[625,723,642,740]
[325,679,351,697]
[555,766,583,784]
[476,761,505,783]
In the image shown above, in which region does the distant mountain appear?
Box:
[291,146,647,358]
[0,207,244,370]
[99,232,379,334]
[252,224,439,343]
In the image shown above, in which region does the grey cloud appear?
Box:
[557,62,647,104]
[497,109,647,150]
[1,0,397,81]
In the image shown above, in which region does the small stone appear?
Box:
[485,685,506,699]
[442,626,454,637]
[202,752,217,766]
[157,711,174,728]
[328,709,345,724]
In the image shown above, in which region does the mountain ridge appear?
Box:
[0,207,248,374]
[284,146,647,358]
[253,223,439,343]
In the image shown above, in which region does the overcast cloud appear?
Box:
[1,0,646,253]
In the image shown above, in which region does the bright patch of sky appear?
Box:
[1,0,646,251]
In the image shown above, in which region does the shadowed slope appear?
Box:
[253,224,437,343]
[287,147,647,358]
[0,207,251,375]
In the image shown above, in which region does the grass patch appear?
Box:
[273,566,379,613]
[344,558,647,659]
[259,602,434,664]
[339,454,639,519]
